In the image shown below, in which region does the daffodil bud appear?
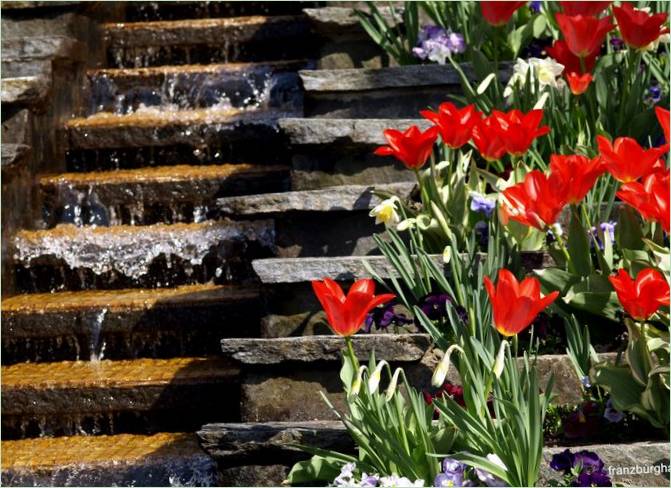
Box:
[368,360,389,394]
[350,365,368,396]
[477,73,497,95]
[533,91,550,110]
[493,341,510,379]
[442,246,452,264]
[432,345,463,388]
[397,218,416,232]
[385,368,403,401]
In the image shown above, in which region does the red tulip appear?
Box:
[312,278,395,337]
[490,109,551,157]
[566,72,593,95]
[608,268,670,321]
[500,170,568,230]
[374,125,439,170]
[484,269,559,336]
[617,171,670,233]
[655,106,670,149]
[596,135,667,183]
[560,1,611,17]
[420,102,481,150]
[549,154,605,204]
[471,117,508,162]
[556,13,614,58]
[480,1,526,26]
[613,2,669,49]
[546,39,597,75]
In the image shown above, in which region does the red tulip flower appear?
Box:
[420,102,481,150]
[556,13,614,58]
[490,109,551,157]
[500,170,568,230]
[617,171,670,233]
[374,125,439,170]
[480,1,526,26]
[549,154,605,204]
[471,117,508,162]
[546,39,597,75]
[312,278,395,337]
[566,72,593,95]
[608,268,670,321]
[560,1,612,17]
[655,106,670,149]
[613,2,669,49]
[596,135,667,183]
[484,269,560,336]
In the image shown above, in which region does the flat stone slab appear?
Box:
[221,334,430,365]
[1,76,50,105]
[217,182,414,215]
[66,107,293,149]
[2,432,220,486]
[0,36,85,62]
[198,421,669,486]
[1,144,30,172]
[252,253,554,284]
[239,352,614,422]
[103,15,310,47]
[303,6,400,35]
[300,63,511,92]
[279,117,430,145]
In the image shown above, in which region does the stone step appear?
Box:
[300,64,512,118]
[13,220,275,293]
[0,36,86,63]
[219,334,609,422]
[279,117,427,189]
[1,75,50,106]
[1,283,261,364]
[125,1,316,22]
[218,183,414,258]
[87,60,306,115]
[40,164,290,227]
[65,107,295,150]
[251,253,554,337]
[198,421,670,487]
[103,15,315,68]
[2,357,239,439]
[1,143,30,172]
[2,432,220,486]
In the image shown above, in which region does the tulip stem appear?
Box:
[345,337,358,371]
[553,228,574,272]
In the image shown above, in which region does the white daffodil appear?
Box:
[350,365,368,396]
[432,345,463,387]
[493,340,510,379]
[504,57,566,98]
[368,360,389,394]
[385,368,403,401]
[477,73,497,95]
[369,197,400,227]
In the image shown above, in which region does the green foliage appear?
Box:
[354,2,419,65]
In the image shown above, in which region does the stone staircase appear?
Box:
[2,2,668,487]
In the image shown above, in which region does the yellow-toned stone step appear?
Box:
[2,432,219,486]
[40,164,290,226]
[2,284,261,363]
[2,357,239,438]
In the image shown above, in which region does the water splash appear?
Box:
[89,309,108,362]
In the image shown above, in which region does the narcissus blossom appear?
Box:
[549,154,605,204]
[503,57,566,98]
[608,268,670,320]
[369,197,400,227]
[420,102,480,149]
[559,1,611,17]
[617,171,670,233]
[566,72,593,95]
[480,1,526,26]
[556,13,614,58]
[613,3,669,49]
[484,269,559,337]
[546,39,598,75]
[374,125,439,170]
[596,135,667,183]
[500,170,568,229]
[312,278,395,337]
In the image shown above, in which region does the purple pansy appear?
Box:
[603,398,624,423]
[470,193,496,217]
[413,25,466,64]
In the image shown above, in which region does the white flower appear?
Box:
[397,218,416,232]
[369,197,400,227]
[368,360,389,393]
[504,57,565,98]
[350,365,368,396]
[432,345,463,387]
[477,73,497,95]
[379,475,425,487]
[334,462,357,486]
[493,341,509,379]
[385,368,403,401]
